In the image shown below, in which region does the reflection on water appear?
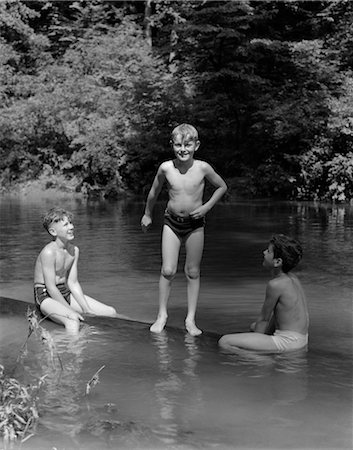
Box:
[17,324,93,437]
[39,327,89,436]
[1,197,352,449]
[151,332,204,446]
[152,332,182,445]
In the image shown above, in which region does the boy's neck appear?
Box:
[271,268,285,278]
[174,158,194,170]
[53,237,69,249]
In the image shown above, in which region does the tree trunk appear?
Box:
[144,0,152,47]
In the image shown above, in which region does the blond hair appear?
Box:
[171,123,199,142]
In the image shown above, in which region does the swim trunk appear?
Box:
[34,283,71,307]
[164,209,205,239]
[271,330,308,352]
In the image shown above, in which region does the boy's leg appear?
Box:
[70,295,119,318]
[218,332,279,352]
[40,298,81,333]
[150,225,181,333]
[184,228,204,336]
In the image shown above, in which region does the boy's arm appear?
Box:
[190,162,227,219]
[253,280,280,334]
[67,247,93,313]
[141,164,166,232]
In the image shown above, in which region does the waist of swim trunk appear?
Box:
[34,283,70,298]
[165,209,205,224]
[274,330,308,339]
[34,282,68,290]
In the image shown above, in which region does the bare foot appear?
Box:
[185,320,202,336]
[150,315,168,333]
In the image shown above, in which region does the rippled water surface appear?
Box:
[0,196,352,449]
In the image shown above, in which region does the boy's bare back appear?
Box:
[219,234,308,353]
[270,273,309,335]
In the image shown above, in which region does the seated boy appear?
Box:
[219,234,309,353]
[34,207,118,333]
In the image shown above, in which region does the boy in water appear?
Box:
[219,234,309,352]
[141,123,227,336]
[34,207,118,333]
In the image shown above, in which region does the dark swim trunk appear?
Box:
[34,283,71,307]
[164,210,205,239]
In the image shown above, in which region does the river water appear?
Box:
[0,196,352,449]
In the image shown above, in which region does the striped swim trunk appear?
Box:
[34,283,71,307]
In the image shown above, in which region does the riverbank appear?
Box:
[0,176,262,202]
[0,179,83,199]
[2,176,353,204]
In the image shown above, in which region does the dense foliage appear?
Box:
[0,0,352,200]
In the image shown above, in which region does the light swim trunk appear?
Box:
[271,330,308,352]
[34,283,71,308]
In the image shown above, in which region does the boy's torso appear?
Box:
[34,241,75,285]
[273,274,309,335]
[164,159,205,216]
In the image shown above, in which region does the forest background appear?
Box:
[1,0,353,201]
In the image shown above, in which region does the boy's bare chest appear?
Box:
[166,168,204,192]
[55,248,74,273]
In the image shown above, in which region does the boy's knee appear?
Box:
[218,335,230,348]
[184,266,200,279]
[108,306,118,317]
[161,266,176,280]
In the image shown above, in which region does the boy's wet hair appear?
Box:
[270,234,303,273]
[171,123,198,143]
[42,207,73,233]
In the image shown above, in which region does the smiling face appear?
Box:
[171,133,200,163]
[49,215,75,242]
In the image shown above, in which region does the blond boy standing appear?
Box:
[141,124,227,335]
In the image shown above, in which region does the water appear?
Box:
[0,196,352,449]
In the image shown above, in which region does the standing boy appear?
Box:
[34,207,118,333]
[219,234,309,352]
[141,123,227,336]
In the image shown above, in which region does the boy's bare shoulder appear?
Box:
[194,159,209,167]
[159,160,174,172]
[40,241,56,256]
[269,273,301,292]
[195,159,214,173]
[268,275,289,291]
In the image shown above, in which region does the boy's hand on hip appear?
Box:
[190,206,207,219]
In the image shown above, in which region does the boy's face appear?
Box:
[262,244,281,269]
[171,134,200,163]
[49,215,75,241]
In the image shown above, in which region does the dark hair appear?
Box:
[42,207,73,233]
[270,234,303,273]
